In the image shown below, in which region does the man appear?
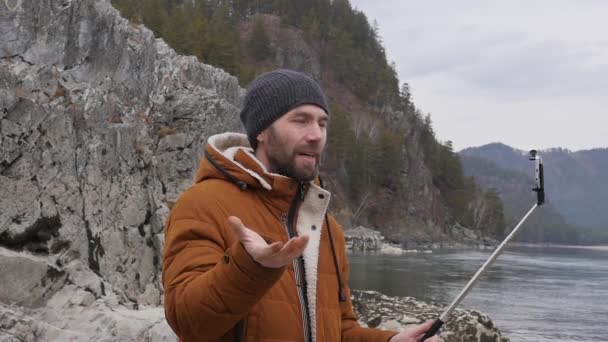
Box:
[162,69,440,342]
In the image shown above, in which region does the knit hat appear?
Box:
[240,69,329,149]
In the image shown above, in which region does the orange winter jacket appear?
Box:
[162,132,397,342]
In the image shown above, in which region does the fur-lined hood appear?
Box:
[194,132,273,189]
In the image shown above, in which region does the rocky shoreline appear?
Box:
[352,290,509,342]
[0,267,508,342]
[345,225,501,254]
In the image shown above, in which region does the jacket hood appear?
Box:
[195,132,274,190]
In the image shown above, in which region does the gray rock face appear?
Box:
[1,0,241,339]
[352,290,509,342]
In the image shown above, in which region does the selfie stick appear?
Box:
[418,150,545,341]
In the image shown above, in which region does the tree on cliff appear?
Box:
[248,16,273,61]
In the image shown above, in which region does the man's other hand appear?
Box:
[228,216,309,269]
[389,320,442,342]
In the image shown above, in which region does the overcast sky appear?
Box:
[349,0,607,152]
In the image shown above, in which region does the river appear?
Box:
[348,246,608,342]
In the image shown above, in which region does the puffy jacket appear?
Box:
[162,132,397,342]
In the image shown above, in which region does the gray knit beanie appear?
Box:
[240,69,329,149]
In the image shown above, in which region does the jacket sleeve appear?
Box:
[162,186,286,341]
[328,216,398,342]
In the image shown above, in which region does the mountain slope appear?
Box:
[111,0,507,245]
[460,155,579,243]
[460,143,608,243]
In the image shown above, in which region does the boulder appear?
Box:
[344,226,384,251]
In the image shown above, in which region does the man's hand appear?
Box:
[228,216,309,269]
[389,321,442,342]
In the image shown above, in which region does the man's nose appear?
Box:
[305,123,324,142]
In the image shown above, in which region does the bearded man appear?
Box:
[162,69,440,342]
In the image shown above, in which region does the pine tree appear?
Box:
[205,4,240,75]
[184,6,208,61]
[113,0,141,23]
[163,7,189,55]
[248,16,272,61]
[142,0,166,37]
[371,131,405,190]
[302,9,321,41]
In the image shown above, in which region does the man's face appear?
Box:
[256,104,328,182]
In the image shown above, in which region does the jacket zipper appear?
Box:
[283,182,312,342]
[234,318,246,342]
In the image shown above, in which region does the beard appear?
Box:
[265,126,322,182]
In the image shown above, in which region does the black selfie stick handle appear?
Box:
[418,319,444,341]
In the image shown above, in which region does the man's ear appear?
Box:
[257,130,266,145]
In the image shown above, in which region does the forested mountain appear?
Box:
[461,144,608,244]
[111,0,506,243]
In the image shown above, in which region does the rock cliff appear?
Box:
[1,0,240,339]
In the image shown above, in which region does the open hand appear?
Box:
[228,216,309,269]
[389,320,442,342]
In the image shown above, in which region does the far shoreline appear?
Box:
[510,242,608,250]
